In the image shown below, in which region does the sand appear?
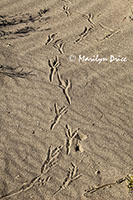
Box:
[0,0,133,199]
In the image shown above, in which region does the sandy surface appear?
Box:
[0,0,133,199]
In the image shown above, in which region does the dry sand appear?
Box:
[0,0,133,199]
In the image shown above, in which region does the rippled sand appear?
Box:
[0,0,133,199]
